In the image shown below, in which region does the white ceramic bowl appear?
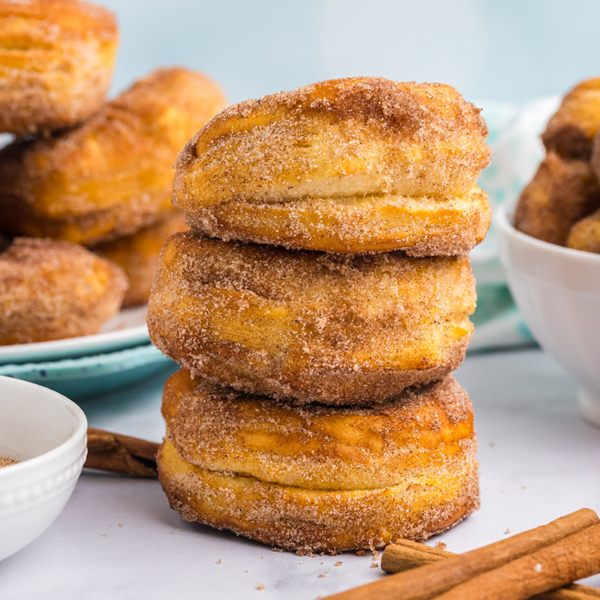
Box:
[497,206,600,425]
[0,376,87,561]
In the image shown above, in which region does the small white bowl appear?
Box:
[0,376,87,561]
[497,206,600,425]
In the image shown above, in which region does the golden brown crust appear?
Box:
[158,373,479,552]
[94,212,187,307]
[542,78,600,159]
[0,67,226,245]
[147,232,476,406]
[567,208,600,253]
[0,237,127,344]
[0,0,118,135]
[174,77,491,255]
[514,152,600,245]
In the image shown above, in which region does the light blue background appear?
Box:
[100,0,599,105]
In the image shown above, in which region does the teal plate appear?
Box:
[0,344,173,400]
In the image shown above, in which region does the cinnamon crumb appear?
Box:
[505,528,511,535]
[435,542,447,550]
[372,550,380,560]
[335,561,343,566]
[318,574,326,578]
[118,523,122,527]
[370,563,379,568]
[216,559,221,564]
[101,533,107,537]
[256,584,265,590]
[356,550,366,557]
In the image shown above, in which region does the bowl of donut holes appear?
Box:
[499,77,600,426]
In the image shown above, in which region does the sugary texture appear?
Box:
[592,130,600,182]
[158,373,479,552]
[94,212,187,307]
[0,0,118,135]
[0,67,226,245]
[0,237,127,344]
[163,370,475,491]
[567,209,600,253]
[542,78,600,159]
[147,232,476,406]
[514,152,600,245]
[174,77,491,255]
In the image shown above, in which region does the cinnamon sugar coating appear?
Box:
[0,67,226,245]
[514,152,600,246]
[542,78,600,160]
[94,212,187,307]
[0,237,126,344]
[158,373,479,552]
[567,209,600,253]
[0,0,118,135]
[174,77,491,255]
[147,232,476,406]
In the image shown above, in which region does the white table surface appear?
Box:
[2,348,600,599]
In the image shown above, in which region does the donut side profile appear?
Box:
[94,212,187,307]
[514,152,600,245]
[0,238,127,345]
[158,370,479,552]
[147,232,476,406]
[0,67,226,245]
[542,78,600,160]
[567,209,600,253]
[174,77,491,255]
[0,0,118,135]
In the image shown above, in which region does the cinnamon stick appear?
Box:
[85,427,159,478]
[437,522,600,600]
[325,509,599,600]
[381,538,600,599]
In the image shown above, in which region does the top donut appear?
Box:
[174,77,492,255]
[0,0,118,135]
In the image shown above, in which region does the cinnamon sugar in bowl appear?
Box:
[0,376,87,561]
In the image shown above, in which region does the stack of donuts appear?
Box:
[148,77,492,553]
[0,0,225,344]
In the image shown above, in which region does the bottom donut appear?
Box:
[157,370,479,553]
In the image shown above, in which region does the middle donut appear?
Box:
[148,231,476,406]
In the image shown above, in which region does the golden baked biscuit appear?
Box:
[94,212,187,307]
[158,370,479,552]
[567,209,600,253]
[0,67,226,245]
[147,232,476,406]
[542,78,600,159]
[0,237,127,345]
[514,152,600,245]
[0,0,118,135]
[174,77,491,255]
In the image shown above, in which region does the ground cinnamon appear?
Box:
[325,509,599,600]
[85,428,159,478]
[382,538,600,599]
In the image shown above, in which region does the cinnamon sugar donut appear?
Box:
[0,0,118,136]
[174,77,491,256]
[157,370,479,552]
[0,67,225,245]
[94,212,187,307]
[147,232,476,406]
[567,209,600,254]
[0,237,126,345]
[514,152,600,246]
[542,78,600,159]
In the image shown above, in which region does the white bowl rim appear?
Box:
[0,376,87,479]
[496,204,600,266]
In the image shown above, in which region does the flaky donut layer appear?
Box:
[148,232,476,405]
[0,67,225,245]
[158,374,479,552]
[514,152,600,246]
[0,237,126,344]
[0,0,118,135]
[542,78,600,160]
[94,212,187,307]
[174,77,490,255]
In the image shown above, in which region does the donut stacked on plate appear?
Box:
[0,0,225,345]
[148,77,491,553]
